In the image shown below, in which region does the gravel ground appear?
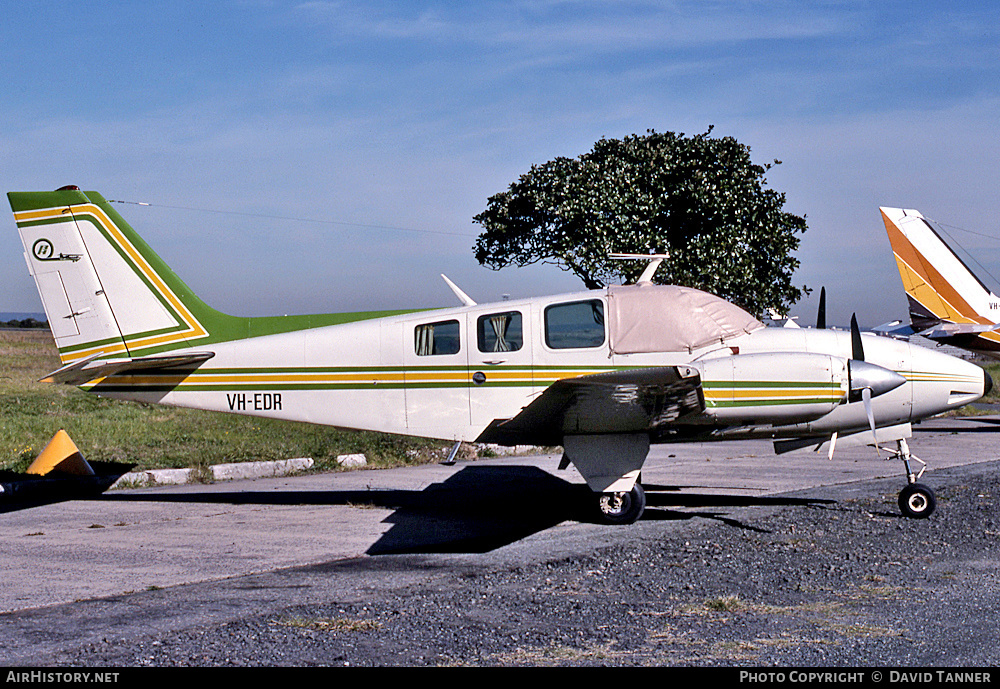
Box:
[14,460,1000,667]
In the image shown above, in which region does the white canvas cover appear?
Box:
[607,284,763,354]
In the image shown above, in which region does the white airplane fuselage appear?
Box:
[85,289,986,445]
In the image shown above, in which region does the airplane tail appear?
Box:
[8,187,236,365]
[880,207,1000,341]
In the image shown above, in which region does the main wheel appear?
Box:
[898,483,936,519]
[596,484,646,525]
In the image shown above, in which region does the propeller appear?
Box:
[816,287,826,329]
[861,387,875,442]
[847,313,902,444]
[850,313,864,361]
[822,308,901,458]
[827,431,838,460]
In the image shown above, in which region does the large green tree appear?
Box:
[473,128,807,316]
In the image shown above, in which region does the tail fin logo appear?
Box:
[32,238,81,263]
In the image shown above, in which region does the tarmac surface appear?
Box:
[2,416,999,667]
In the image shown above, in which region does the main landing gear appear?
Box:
[589,438,939,523]
[596,483,646,525]
[887,438,935,519]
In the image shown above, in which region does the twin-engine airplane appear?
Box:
[880,207,1000,359]
[7,188,993,523]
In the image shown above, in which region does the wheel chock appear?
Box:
[26,430,95,477]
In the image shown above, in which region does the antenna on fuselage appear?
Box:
[610,253,671,284]
[440,274,476,306]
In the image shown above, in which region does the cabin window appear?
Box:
[414,319,460,356]
[544,300,605,349]
[477,311,523,353]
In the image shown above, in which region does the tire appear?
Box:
[898,483,936,519]
[597,484,646,525]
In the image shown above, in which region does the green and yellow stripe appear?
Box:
[702,380,844,408]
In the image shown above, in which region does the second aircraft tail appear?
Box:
[881,206,1000,355]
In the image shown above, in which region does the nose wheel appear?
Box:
[898,482,936,519]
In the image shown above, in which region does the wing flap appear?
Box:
[475,366,704,446]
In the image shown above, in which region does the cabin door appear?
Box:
[467,307,535,431]
[403,315,469,439]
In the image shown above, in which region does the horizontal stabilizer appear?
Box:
[41,352,215,385]
[872,320,917,338]
[918,322,1000,339]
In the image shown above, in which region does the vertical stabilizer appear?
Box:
[9,188,221,364]
[880,207,1000,330]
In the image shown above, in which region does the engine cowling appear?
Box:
[697,352,904,425]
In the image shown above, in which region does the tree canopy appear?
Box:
[473,128,807,317]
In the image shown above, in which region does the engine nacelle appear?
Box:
[698,352,850,425]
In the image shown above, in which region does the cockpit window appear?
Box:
[415,319,460,356]
[544,300,605,349]
[477,311,523,353]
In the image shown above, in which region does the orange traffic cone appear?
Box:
[27,430,95,477]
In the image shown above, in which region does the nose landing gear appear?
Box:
[887,438,935,519]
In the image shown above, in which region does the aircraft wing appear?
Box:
[475,366,705,446]
[41,352,215,385]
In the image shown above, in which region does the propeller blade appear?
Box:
[817,287,826,329]
[862,386,881,457]
[827,431,838,460]
[862,387,875,437]
[851,313,864,362]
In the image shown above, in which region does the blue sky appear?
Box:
[3,1,1000,327]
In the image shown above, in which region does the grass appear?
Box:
[704,595,743,612]
[0,329,443,475]
[275,616,381,633]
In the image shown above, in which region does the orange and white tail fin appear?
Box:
[881,207,1000,355]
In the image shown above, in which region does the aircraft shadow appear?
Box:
[913,419,1000,432]
[638,483,835,532]
[84,468,836,554]
[0,462,134,514]
[642,483,835,510]
[94,466,588,554]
